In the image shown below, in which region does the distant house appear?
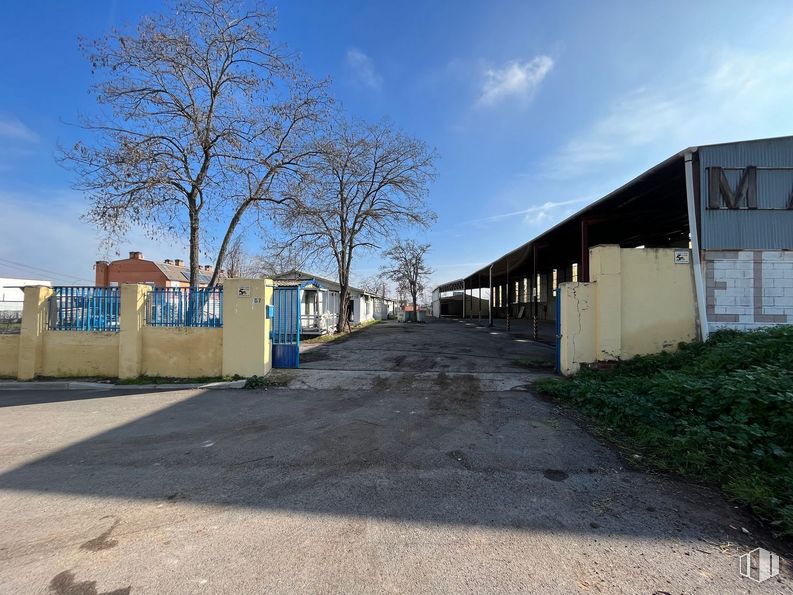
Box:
[95,251,222,288]
[0,277,51,316]
[272,270,397,334]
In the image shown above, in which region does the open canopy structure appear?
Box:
[436,150,690,296]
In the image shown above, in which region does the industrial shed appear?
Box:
[434,135,793,373]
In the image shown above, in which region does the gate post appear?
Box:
[118,284,151,379]
[222,278,272,377]
[17,285,53,380]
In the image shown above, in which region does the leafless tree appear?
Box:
[61,0,329,286]
[381,240,432,320]
[222,235,250,278]
[358,273,388,297]
[276,119,437,331]
[247,244,308,278]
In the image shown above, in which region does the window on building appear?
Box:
[572,263,578,282]
[514,281,519,304]
[552,269,558,297]
[534,274,540,300]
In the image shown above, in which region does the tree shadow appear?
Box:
[0,384,752,545]
[0,387,174,408]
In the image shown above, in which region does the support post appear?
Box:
[462,279,466,320]
[488,265,493,327]
[17,285,53,380]
[532,247,538,340]
[478,274,482,322]
[118,284,152,379]
[580,219,590,283]
[506,259,511,331]
[685,151,709,342]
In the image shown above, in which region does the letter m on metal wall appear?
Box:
[708,166,757,209]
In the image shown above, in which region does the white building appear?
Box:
[272,270,397,334]
[0,278,51,316]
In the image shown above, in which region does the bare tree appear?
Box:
[381,240,432,320]
[247,244,308,278]
[277,119,437,331]
[62,0,328,286]
[358,273,388,296]
[222,235,250,278]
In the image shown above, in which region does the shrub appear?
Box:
[536,325,793,536]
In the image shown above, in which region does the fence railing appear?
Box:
[49,287,121,332]
[147,287,223,327]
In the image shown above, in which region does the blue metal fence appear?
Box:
[49,286,121,332]
[147,287,223,327]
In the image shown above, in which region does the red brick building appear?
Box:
[95,251,219,287]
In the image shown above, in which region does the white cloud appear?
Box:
[461,196,590,226]
[0,117,38,143]
[477,56,553,107]
[345,48,383,90]
[541,46,793,180]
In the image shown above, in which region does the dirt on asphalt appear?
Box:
[0,319,789,593]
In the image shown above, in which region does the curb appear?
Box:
[0,379,246,391]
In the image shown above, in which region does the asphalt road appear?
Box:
[0,319,789,593]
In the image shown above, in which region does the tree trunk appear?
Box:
[337,283,349,333]
[412,292,418,323]
[208,200,250,287]
[189,212,200,287]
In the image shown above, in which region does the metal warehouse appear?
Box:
[433,135,793,373]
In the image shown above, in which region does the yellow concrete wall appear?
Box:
[558,282,596,375]
[619,248,697,357]
[559,245,698,375]
[0,335,20,377]
[40,332,119,378]
[141,326,222,378]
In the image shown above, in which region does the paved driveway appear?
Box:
[0,320,789,593]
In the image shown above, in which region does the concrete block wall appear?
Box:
[705,250,793,331]
[4,280,271,380]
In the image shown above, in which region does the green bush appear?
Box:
[536,325,793,536]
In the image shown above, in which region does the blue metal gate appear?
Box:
[271,279,320,369]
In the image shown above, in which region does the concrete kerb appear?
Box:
[0,379,247,391]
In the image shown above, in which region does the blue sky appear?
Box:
[1,0,793,287]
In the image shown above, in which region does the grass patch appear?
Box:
[514,357,555,369]
[243,374,289,389]
[301,319,383,345]
[117,374,242,385]
[535,325,793,537]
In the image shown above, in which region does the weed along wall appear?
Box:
[8,280,271,381]
[559,245,698,375]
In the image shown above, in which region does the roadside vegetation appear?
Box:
[116,375,242,385]
[301,319,382,345]
[536,326,793,537]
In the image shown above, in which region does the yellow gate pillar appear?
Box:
[589,245,622,361]
[118,284,151,379]
[222,278,272,377]
[17,285,53,380]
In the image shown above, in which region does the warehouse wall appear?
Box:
[705,250,793,332]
